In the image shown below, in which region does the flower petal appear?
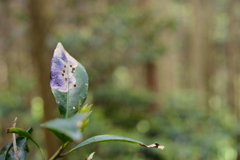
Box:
[50,43,78,92]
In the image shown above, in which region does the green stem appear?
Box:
[59,140,82,158]
[49,140,71,160]
[58,148,72,157]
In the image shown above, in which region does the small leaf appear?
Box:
[41,113,88,142]
[50,42,89,118]
[0,143,11,155]
[78,104,92,131]
[63,135,164,156]
[0,142,12,160]
[79,104,92,113]
[1,128,33,160]
[86,152,95,160]
[7,128,44,160]
[12,136,29,160]
[81,118,89,132]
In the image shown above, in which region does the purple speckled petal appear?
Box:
[50,43,78,92]
[51,56,65,68]
[50,57,65,90]
[61,51,67,62]
[50,71,64,87]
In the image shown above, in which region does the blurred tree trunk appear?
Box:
[190,0,216,109]
[227,1,240,159]
[227,0,240,117]
[0,0,12,147]
[180,29,191,89]
[0,0,13,90]
[138,0,159,112]
[145,62,159,111]
[27,0,60,158]
[202,1,216,110]
[190,0,204,91]
[137,0,160,111]
[145,62,158,93]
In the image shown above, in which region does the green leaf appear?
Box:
[41,113,88,142]
[63,135,164,156]
[1,128,33,160]
[0,142,12,160]
[79,104,92,113]
[50,42,89,118]
[48,130,71,143]
[0,143,11,155]
[7,128,44,160]
[79,104,92,131]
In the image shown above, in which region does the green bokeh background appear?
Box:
[0,0,239,159]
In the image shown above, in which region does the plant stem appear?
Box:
[58,148,72,157]
[12,117,19,160]
[49,140,71,160]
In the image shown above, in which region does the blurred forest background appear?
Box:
[0,0,240,159]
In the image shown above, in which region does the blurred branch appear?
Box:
[12,117,19,160]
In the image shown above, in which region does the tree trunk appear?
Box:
[190,0,216,109]
[0,0,13,147]
[27,0,60,158]
[202,1,215,110]
[226,1,240,159]
[145,62,159,111]
[227,0,240,117]
[190,0,205,91]
[0,0,12,90]
[137,0,160,111]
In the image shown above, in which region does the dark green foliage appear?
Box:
[150,93,235,159]
[41,113,88,142]
[1,43,163,160]
[0,128,32,160]
[82,92,236,160]
[93,84,152,128]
